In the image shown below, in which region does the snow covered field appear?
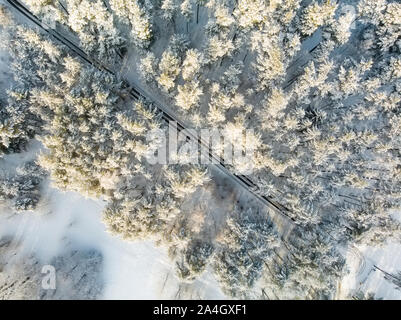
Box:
[340,243,401,299]
[0,142,226,299]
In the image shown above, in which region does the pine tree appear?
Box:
[182,49,202,81]
[300,0,338,36]
[66,0,125,64]
[175,81,203,110]
[109,0,153,47]
[0,161,47,211]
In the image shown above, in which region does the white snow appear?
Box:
[1,0,400,300]
[0,186,227,299]
[0,140,399,301]
[0,142,226,299]
[340,243,401,299]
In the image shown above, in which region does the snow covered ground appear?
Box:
[2,142,400,300]
[0,186,227,299]
[0,141,226,299]
[1,0,400,300]
[340,243,401,299]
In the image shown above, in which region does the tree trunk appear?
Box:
[172,17,176,33]
[243,50,249,63]
[58,1,69,15]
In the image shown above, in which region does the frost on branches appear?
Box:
[3,0,401,299]
[7,26,211,282]
[0,161,47,212]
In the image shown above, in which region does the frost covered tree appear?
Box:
[103,165,210,241]
[180,0,194,31]
[175,81,203,110]
[212,3,235,30]
[176,239,214,281]
[233,0,267,30]
[0,91,37,156]
[330,9,355,45]
[157,50,181,91]
[300,0,338,36]
[109,0,153,47]
[0,24,43,156]
[181,49,203,81]
[0,4,12,27]
[98,0,401,297]
[0,161,47,211]
[65,0,125,64]
[7,0,401,300]
[138,52,157,82]
[24,0,67,25]
[358,0,401,53]
[214,207,280,298]
[161,0,177,21]
[6,26,210,253]
[156,35,189,91]
[254,43,285,89]
[23,0,125,63]
[205,35,234,63]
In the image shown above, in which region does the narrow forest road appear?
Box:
[5,0,296,226]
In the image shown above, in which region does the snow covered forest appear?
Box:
[0,0,401,299]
